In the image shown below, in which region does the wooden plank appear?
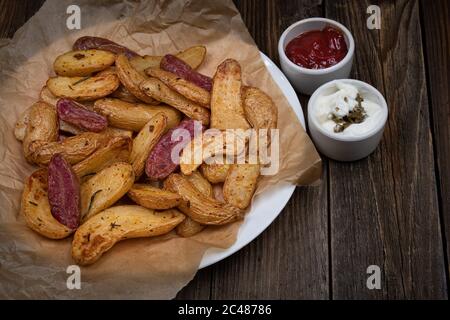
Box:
[0,0,45,38]
[207,0,329,299]
[326,0,447,299]
[175,269,212,299]
[420,0,450,289]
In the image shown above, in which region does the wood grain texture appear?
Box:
[326,0,447,299]
[0,0,448,300]
[420,0,450,286]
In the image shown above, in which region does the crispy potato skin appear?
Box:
[21,169,72,239]
[73,135,132,180]
[129,45,206,74]
[164,173,243,225]
[210,59,250,130]
[200,163,231,183]
[128,184,182,210]
[242,86,277,130]
[115,54,159,104]
[23,102,59,162]
[183,171,213,197]
[80,162,135,221]
[130,113,167,178]
[146,68,210,107]
[47,73,119,101]
[176,171,211,237]
[54,49,116,77]
[140,77,210,125]
[93,98,181,132]
[30,132,110,166]
[72,36,138,58]
[223,164,260,209]
[72,206,185,265]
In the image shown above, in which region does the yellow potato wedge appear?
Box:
[103,126,133,138]
[111,85,140,103]
[183,171,213,197]
[73,135,132,180]
[223,163,260,209]
[176,217,205,238]
[21,169,72,239]
[129,45,206,74]
[164,173,243,225]
[54,49,116,77]
[22,102,58,162]
[72,206,185,265]
[46,72,119,101]
[93,98,181,132]
[200,163,231,183]
[129,113,167,178]
[40,86,59,106]
[127,184,182,210]
[180,130,246,175]
[30,132,110,166]
[176,170,211,237]
[80,162,135,221]
[140,77,210,125]
[243,86,277,130]
[14,106,32,141]
[115,54,159,104]
[211,59,250,130]
[146,68,210,107]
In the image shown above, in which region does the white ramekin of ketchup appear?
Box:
[278,18,355,95]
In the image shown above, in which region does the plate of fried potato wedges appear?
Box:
[14,36,304,267]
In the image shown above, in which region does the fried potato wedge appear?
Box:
[183,171,213,197]
[73,36,139,58]
[176,171,211,237]
[30,132,110,166]
[128,184,182,210]
[146,68,210,107]
[140,77,210,125]
[22,102,59,162]
[164,173,243,225]
[40,86,59,106]
[54,49,116,77]
[103,126,133,138]
[223,164,260,209]
[129,45,206,74]
[72,206,185,265]
[130,113,167,178]
[21,169,72,239]
[73,135,132,180]
[111,85,140,103]
[176,216,205,238]
[115,54,159,104]
[93,98,181,132]
[243,86,277,130]
[200,163,231,183]
[46,72,119,101]
[180,130,246,175]
[80,162,135,221]
[210,59,250,129]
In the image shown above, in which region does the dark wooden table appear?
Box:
[1,0,448,299]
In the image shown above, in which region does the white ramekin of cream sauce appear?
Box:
[307,79,388,161]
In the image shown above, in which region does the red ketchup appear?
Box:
[285,26,348,69]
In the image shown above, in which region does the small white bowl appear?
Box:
[278,18,355,95]
[307,79,388,162]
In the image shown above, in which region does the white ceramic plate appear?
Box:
[199,52,305,269]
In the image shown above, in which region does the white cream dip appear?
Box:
[314,81,384,137]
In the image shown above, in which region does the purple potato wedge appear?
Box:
[57,98,107,132]
[73,36,139,58]
[48,154,81,229]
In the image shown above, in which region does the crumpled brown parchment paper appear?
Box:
[0,0,322,299]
